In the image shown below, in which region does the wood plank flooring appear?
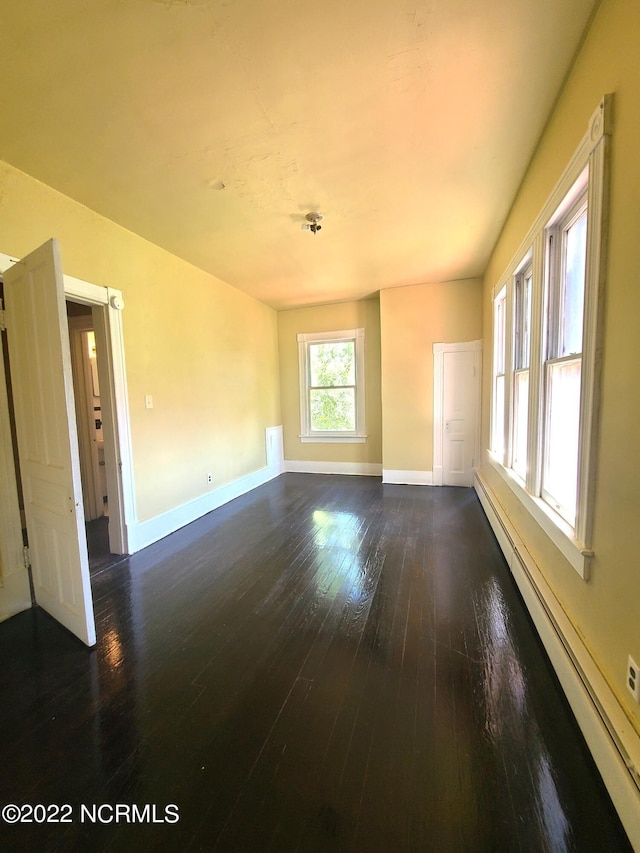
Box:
[0,474,632,851]
[86,516,128,575]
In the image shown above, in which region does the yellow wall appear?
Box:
[380,279,483,474]
[480,0,640,730]
[0,160,281,523]
[277,299,382,467]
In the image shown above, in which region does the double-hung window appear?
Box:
[491,287,507,461]
[488,96,610,578]
[542,185,588,525]
[297,329,366,442]
[512,258,532,482]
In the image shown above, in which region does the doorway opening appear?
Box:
[0,245,134,637]
[67,301,127,574]
[0,288,129,587]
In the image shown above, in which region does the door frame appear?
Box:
[68,313,104,522]
[0,312,31,621]
[0,252,135,558]
[433,339,482,486]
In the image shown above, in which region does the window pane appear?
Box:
[310,388,355,431]
[495,297,506,374]
[309,342,355,387]
[543,359,581,522]
[512,369,529,480]
[561,209,587,356]
[493,374,505,458]
[515,268,532,369]
[524,270,532,365]
[492,289,507,457]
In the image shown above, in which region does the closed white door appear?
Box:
[442,346,481,487]
[4,239,96,646]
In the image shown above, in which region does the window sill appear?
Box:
[487,453,591,580]
[299,434,367,443]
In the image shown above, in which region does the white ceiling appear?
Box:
[0,0,598,309]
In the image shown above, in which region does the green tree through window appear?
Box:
[309,342,356,431]
[297,328,365,441]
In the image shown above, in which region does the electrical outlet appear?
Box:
[207,473,213,485]
[627,656,640,703]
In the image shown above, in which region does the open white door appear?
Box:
[4,239,96,646]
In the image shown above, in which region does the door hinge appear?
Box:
[23,546,31,570]
[0,308,5,332]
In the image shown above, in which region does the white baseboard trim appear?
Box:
[284,460,382,477]
[129,462,281,553]
[474,470,640,851]
[128,427,284,553]
[382,469,433,485]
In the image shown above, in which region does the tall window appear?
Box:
[297,329,366,442]
[512,259,532,481]
[487,95,610,579]
[492,287,507,461]
[542,190,588,525]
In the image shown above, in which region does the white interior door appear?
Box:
[433,341,482,487]
[443,347,480,486]
[4,239,96,646]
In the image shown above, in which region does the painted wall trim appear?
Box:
[382,469,433,485]
[474,470,640,851]
[129,427,283,553]
[487,453,589,578]
[285,460,382,477]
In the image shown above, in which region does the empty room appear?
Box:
[0,0,639,849]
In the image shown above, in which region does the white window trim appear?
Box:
[297,328,366,443]
[488,95,611,580]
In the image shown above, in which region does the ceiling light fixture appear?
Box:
[302,212,324,234]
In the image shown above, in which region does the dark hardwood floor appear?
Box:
[86,515,128,575]
[0,475,632,852]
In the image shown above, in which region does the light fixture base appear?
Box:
[303,211,324,234]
